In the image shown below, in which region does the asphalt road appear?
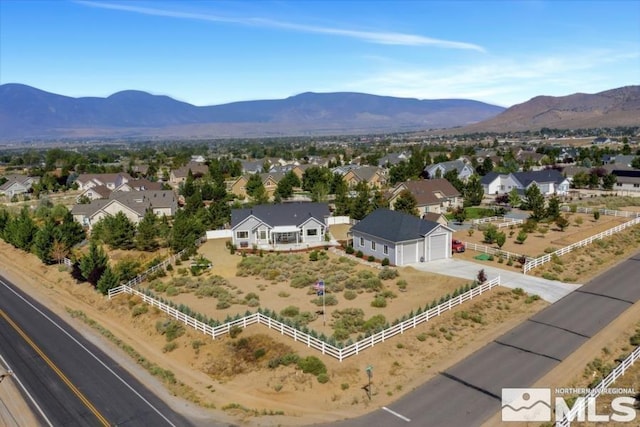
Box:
[0,274,195,427]
[320,250,640,427]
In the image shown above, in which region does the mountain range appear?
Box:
[0,84,638,141]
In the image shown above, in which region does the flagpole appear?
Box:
[323,283,326,326]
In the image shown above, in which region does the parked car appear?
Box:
[451,239,466,253]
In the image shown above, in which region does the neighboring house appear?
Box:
[340,165,387,188]
[230,202,330,249]
[71,190,177,229]
[169,162,209,187]
[227,172,285,200]
[604,154,637,167]
[423,159,475,182]
[240,160,266,175]
[592,137,611,145]
[115,178,163,192]
[378,152,410,168]
[611,169,640,192]
[75,173,132,191]
[0,174,39,197]
[77,185,112,202]
[349,208,454,266]
[388,179,462,217]
[480,169,570,196]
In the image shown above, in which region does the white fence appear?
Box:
[471,216,523,229]
[523,215,640,274]
[326,216,351,225]
[556,344,640,427]
[108,276,500,361]
[463,242,527,262]
[206,229,232,240]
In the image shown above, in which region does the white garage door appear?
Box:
[429,233,448,261]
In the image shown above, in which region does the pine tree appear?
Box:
[32,219,57,264]
[80,242,109,286]
[136,210,159,251]
[97,266,120,295]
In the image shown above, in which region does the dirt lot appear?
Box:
[454,211,640,282]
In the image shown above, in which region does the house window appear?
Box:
[259,230,266,239]
[236,231,248,239]
[383,245,388,255]
[635,184,639,188]
[371,241,376,251]
[306,229,318,236]
[359,237,364,247]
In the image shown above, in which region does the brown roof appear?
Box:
[394,179,460,206]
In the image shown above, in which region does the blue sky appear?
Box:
[1,1,639,107]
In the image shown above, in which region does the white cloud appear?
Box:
[76,1,485,51]
[344,48,638,106]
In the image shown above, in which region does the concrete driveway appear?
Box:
[406,258,580,302]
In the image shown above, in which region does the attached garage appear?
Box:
[427,232,449,261]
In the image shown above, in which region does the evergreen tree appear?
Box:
[546,195,561,220]
[524,184,546,221]
[508,188,521,208]
[80,242,109,286]
[4,207,37,251]
[393,190,418,216]
[136,210,159,251]
[463,175,484,207]
[109,212,136,249]
[170,210,204,253]
[245,174,265,199]
[97,266,120,295]
[32,219,57,264]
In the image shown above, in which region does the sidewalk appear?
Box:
[407,258,580,303]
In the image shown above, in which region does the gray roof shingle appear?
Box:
[350,208,440,243]
[231,203,330,227]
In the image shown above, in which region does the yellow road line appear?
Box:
[0,309,110,427]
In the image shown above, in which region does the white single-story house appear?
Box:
[349,208,454,266]
[71,190,177,229]
[480,169,570,196]
[231,202,330,249]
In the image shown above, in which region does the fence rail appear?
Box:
[463,242,527,262]
[524,215,640,274]
[556,344,640,427]
[108,276,500,361]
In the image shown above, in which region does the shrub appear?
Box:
[280,305,300,317]
[229,325,243,338]
[297,356,327,376]
[371,295,387,308]
[367,255,375,262]
[356,250,363,258]
[311,294,338,306]
[345,246,354,254]
[343,290,357,300]
[378,267,399,280]
[396,279,408,291]
[381,258,390,266]
[525,295,541,304]
[309,251,319,262]
[163,342,178,353]
[594,211,600,220]
[416,333,427,342]
[317,373,330,384]
[131,305,148,317]
[155,320,185,342]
